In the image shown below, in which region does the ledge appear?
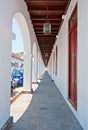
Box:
[10,88,33,104]
[22,88,33,94]
[10,91,22,104]
[32,81,39,84]
[1,116,13,130]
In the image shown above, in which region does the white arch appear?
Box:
[12,12,32,92]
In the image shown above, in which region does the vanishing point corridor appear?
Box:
[10,72,83,130]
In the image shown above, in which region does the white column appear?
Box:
[86,0,88,128]
[39,61,44,76]
[0,27,13,129]
[34,58,37,82]
[37,54,45,78]
[32,57,38,83]
[23,53,32,93]
[32,57,36,82]
[37,60,40,78]
[36,59,39,79]
[39,62,41,77]
[51,54,53,79]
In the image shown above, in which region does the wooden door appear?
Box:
[69,5,77,109]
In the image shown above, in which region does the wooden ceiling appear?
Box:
[24,0,71,66]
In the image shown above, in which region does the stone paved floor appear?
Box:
[10,72,83,130]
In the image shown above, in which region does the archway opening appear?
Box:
[11,13,31,94]
[11,12,32,94]
[11,17,24,94]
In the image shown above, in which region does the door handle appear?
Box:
[72,79,77,84]
[72,79,74,82]
[74,80,77,84]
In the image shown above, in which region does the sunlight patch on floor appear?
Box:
[10,83,39,123]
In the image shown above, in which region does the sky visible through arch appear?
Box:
[12,18,24,54]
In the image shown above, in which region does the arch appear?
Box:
[12,12,32,92]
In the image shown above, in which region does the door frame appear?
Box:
[68,4,77,110]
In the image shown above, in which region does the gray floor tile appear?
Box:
[9,71,83,130]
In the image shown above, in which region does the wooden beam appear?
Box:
[39,43,54,47]
[25,0,68,3]
[30,14,62,19]
[29,10,64,14]
[33,25,60,29]
[36,33,57,35]
[34,27,59,30]
[38,41,54,45]
[36,33,56,36]
[39,44,53,46]
[27,4,66,11]
[40,45,53,47]
[32,19,61,23]
[40,48,53,51]
[35,30,58,33]
[32,18,61,21]
[33,23,60,26]
[40,49,53,52]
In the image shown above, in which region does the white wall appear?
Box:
[0,0,38,128]
[48,0,88,129]
[87,1,88,128]
[77,0,87,128]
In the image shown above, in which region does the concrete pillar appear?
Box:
[36,59,39,79]
[51,55,53,79]
[23,53,32,93]
[39,61,44,76]
[37,62,39,78]
[32,56,37,83]
[39,62,42,77]
[37,53,45,79]
[0,25,13,129]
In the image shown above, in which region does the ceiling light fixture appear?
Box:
[43,5,51,35]
[56,35,59,39]
[62,15,66,20]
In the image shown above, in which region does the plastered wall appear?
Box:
[48,0,88,129]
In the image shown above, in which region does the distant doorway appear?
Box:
[68,5,77,110]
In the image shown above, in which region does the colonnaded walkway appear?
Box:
[10,71,83,130]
